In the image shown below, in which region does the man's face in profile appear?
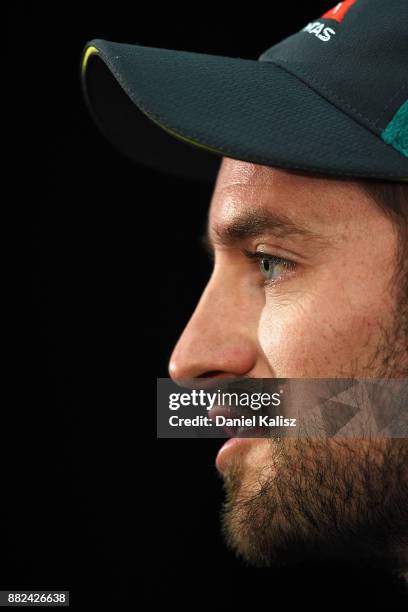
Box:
[169,158,408,574]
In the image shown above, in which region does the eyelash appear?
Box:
[242,249,296,285]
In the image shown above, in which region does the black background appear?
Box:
[7,2,408,609]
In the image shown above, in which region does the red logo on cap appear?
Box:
[321,0,357,22]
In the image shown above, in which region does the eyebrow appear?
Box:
[203,207,329,254]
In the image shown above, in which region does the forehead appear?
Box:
[209,157,378,231]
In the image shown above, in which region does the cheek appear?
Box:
[257,288,390,377]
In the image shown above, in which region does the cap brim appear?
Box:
[81,39,408,183]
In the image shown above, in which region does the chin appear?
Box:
[220,437,408,572]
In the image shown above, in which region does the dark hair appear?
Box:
[358,180,408,225]
[357,180,408,283]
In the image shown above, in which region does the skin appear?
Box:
[168,157,408,576]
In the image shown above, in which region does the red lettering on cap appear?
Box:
[321,0,357,22]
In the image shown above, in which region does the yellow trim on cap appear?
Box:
[81,45,99,77]
[141,106,224,157]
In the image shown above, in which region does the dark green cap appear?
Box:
[81,0,408,183]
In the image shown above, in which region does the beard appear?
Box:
[220,278,408,577]
[221,437,408,572]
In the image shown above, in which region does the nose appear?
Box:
[168,268,258,381]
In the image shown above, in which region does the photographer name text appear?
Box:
[168,415,297,428]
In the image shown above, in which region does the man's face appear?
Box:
[169,158,408,572]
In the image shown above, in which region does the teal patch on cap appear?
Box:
[381,100,408,158]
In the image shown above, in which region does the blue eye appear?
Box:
[243,249,294,284]
[259,255,287,281]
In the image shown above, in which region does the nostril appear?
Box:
[198,371,224,378]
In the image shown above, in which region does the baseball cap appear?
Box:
[81,0,408,183]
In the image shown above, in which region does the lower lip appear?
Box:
[216,437,258,473]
